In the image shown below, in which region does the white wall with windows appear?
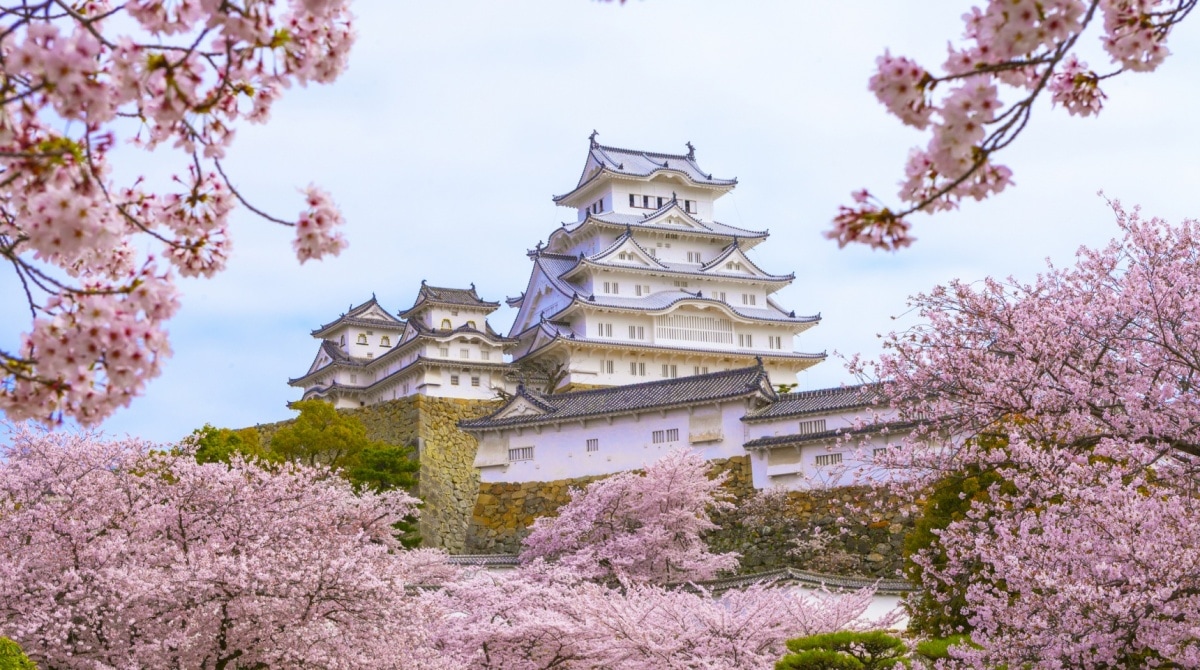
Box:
[473,397,752,483]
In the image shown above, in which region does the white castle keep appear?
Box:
[291,137,905,490]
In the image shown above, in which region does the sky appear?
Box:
[6,1,1200,444]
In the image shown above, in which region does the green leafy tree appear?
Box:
[189,400,421,547]
[776,631,908,670]
[189,424,269,465]
[0,638,36,670]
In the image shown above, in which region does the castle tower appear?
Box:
[505,136,824,391]
[289,284,514,406]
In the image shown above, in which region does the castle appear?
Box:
[289,137,904,548]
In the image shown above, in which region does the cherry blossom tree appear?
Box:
[0,425,450,670]
[832,0,1195,250]
[0,0,352,426]
[520,449,740,584]
[863,203,1200,667]
[427,562,885,670]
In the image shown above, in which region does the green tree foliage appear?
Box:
[912,635,974,663]
[190,424,268,465]
[902,437,1008,637]
[0,638,36,670]
[191,400,421,547]
[776,631,908,670]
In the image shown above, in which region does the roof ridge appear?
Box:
[537,364,764,401]
[595,142,691,161]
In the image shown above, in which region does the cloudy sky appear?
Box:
[11,1,1200,443]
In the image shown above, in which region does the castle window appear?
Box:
[481,350,491,361]
[450,374,460,386]
[687,251,702,263]
[350,374,357,383]
[628,325,644,340]
[340,334,346,346]
[629,194,636,207]
[769,335,783,350]
[441,319,452,330]
[642,195,650,208]
[366,352,374,359]
[873,447,889,459]
[509,446,534,462]
[714,291,727,301]
[652,428,680,444]
[586,438,599,452]
[727,261,744,272]
[467,320,477,329]
[460,349,469,359]
[603,360,614,374]
[738,333,753,348]
[635,284,651,296]
[648,248,656,257]
[657,196,665,208]
[673,280,689,288]
[693,366,709,375]
[662,364,677,378]
[798,419,827,435]
[685,199,695,213]
[598,323,613,338]
[356,334,368,345]
[603,281,619,294]
[630,361,646,376]
[815,453,844,467]
[439,347,449,357]
[380,336,391,347]
[471,376,480,387]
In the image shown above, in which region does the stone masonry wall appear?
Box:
[464,455,911,579]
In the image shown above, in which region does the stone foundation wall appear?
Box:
[413,397,499,552]
[463,455,910,578]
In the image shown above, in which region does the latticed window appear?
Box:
[509,446,534,462]
[586,438,599,452]
[798,419,827,435]
[655,314,733,344]
[815,453,843,467]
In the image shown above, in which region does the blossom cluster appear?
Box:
[0,435,888,669]
[835,0,1188,250]
[866,203,1200,667]
[1,0,353,425]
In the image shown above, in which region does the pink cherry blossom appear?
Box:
[837,0,1185,249]
[1,0,354,425]
[862,202,1200,667]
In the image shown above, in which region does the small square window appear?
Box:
[471,376,480,387]
[586,438,599,452]
[450,375,460,386]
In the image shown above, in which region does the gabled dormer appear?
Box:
[552,133,737,223]
[399,281,501,331]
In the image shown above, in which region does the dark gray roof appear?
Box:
[742,420,918,450]
[311,295,405,336]
[742,384,883,422]
[575,232,794,284]
[399,282,499,318]
[552,206,768,243]
[460,364,774,430]
[554,138,737,204]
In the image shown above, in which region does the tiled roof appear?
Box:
[460,364,773,430]
[511,322,826,365]
[559,207,769,241]
[563,289,820,325]
[572,232,793,284]
[399,282,499,318]
[742,384,883,422]
[311,295,405,336]
[553,138,737,205]
[742,420,918,450]
[408,318,516,343]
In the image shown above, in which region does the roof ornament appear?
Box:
[685,141,695,159]
[589,129,599,148]
[588,294,595,302]
[671,191,677,203]
[470,282,476,291]
[789,311,796,318]
[663,160,669,168]
[755,355,764,367]
[420,279,426,286]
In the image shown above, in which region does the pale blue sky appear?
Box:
[6,1,1200,443]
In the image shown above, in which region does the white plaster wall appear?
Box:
[476,399,750,483]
